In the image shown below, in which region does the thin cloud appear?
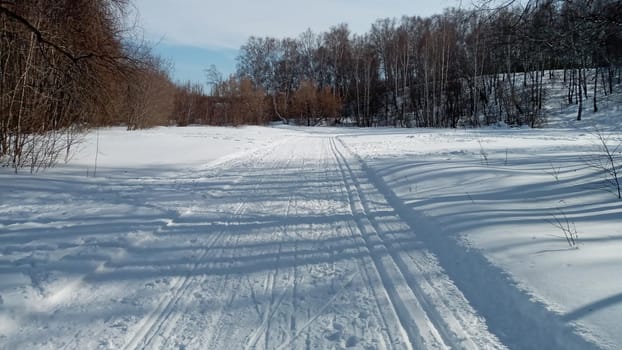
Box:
[134,0,459,49]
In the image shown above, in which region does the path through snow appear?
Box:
[1,127,616,349]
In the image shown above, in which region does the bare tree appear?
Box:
[0,0,141,172]
[222,0,622,129]
[586,129,622,199]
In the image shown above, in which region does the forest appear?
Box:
[1,0,621,171]
[226,0,622,128]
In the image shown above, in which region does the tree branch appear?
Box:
[0,4,137,65]
[0,4,80,63]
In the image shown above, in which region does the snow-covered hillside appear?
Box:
[1,118,621,349]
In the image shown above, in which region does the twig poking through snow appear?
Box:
[549,206,579,248]
[548,162,562,182]
[478,140,489,166]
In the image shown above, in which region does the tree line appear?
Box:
[2,0,621,171]
[213,0,621,127]
[0,0,209,171]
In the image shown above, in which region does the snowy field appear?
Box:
[1,123,621,349]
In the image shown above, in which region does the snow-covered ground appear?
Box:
[1,122,621,349]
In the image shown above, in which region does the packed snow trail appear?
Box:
[102,135,503,350]
[1,132,606,349]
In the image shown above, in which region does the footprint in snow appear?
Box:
[346,335,359,347]
[324,330,342,342]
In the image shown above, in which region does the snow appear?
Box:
[343,127,622,349]
[1,121,621,349]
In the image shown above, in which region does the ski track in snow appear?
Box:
[115,135,504,350]
[1,129,613,350]
[122,138,292,350]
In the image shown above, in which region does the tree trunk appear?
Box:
[593,67,598,113]
[577,68,583,121]
[272,95,288,124]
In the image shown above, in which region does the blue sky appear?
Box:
[149,43,238,85]
[133,0,461,86]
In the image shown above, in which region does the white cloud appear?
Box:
[133,0,460,49]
